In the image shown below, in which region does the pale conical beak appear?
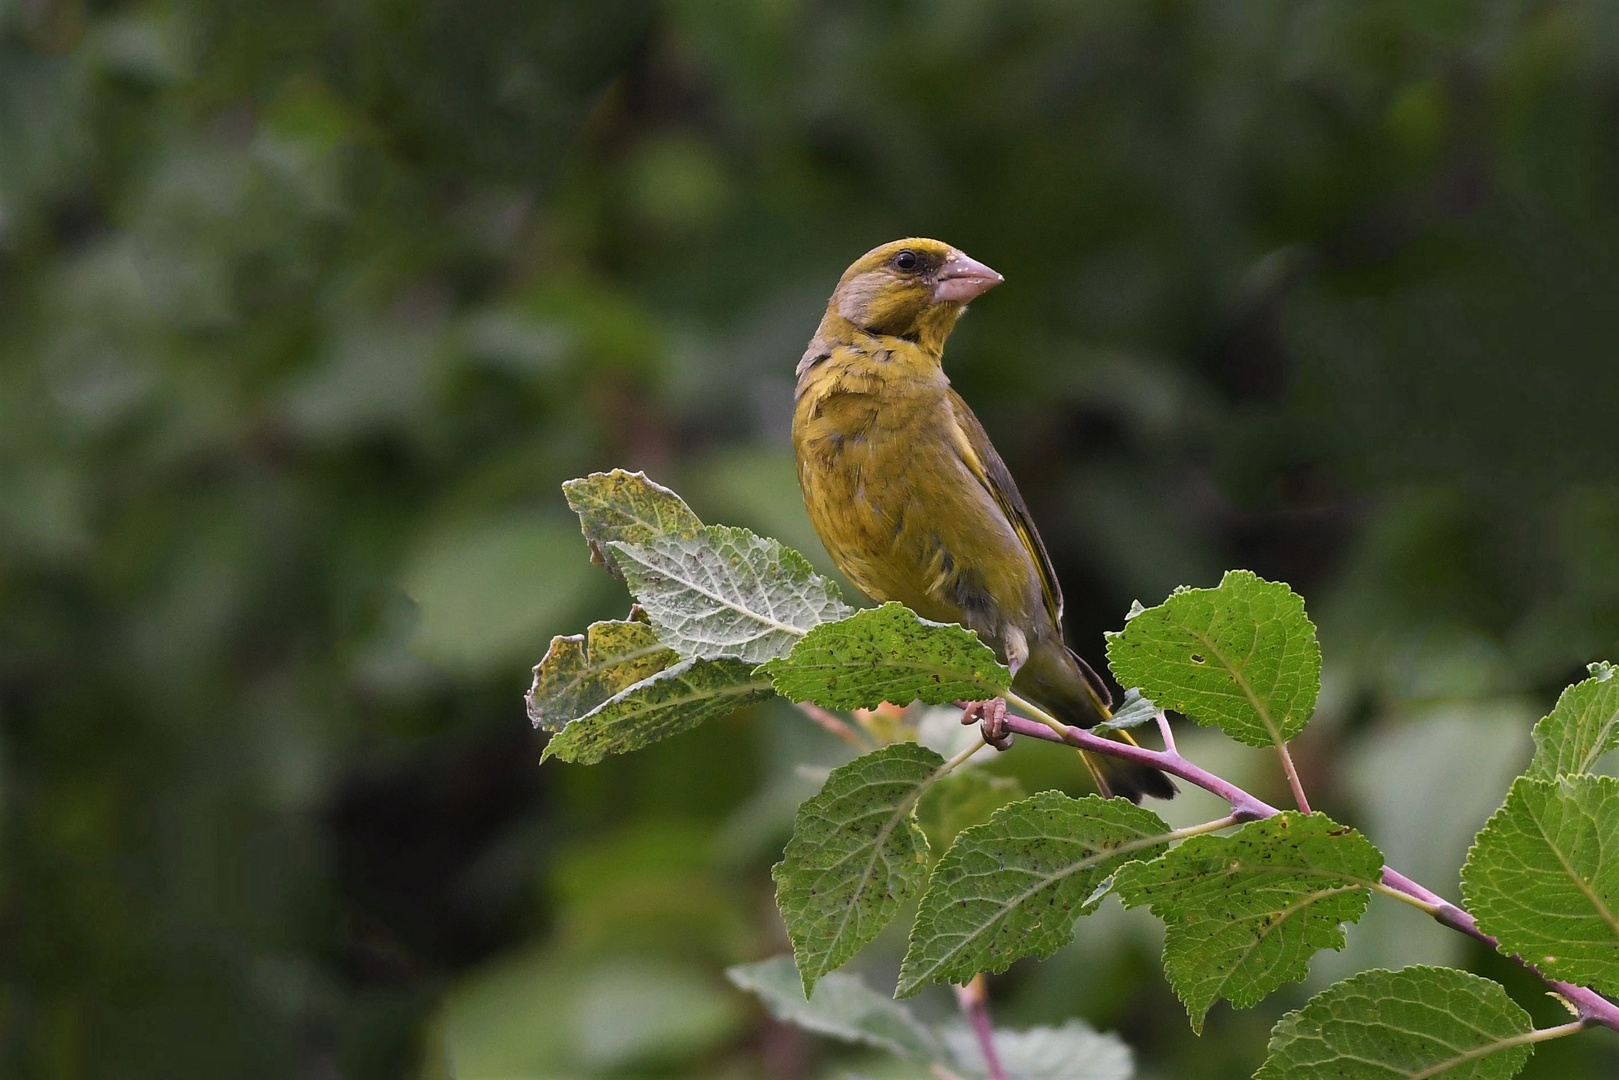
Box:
[932,250,1004,304]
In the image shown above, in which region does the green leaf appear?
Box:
[759,602,1009,709]
[1104,569,1321,748]
[562,469,704,578]
[918,769,1027,855]
[1092,688,1159,735]
[726,956,1134,1080]
[1461,775,1619,995]
[897,792,1172,996]
[1527,662,1619,780]
[540,657,771,765]
[526,613,677,731]
[1255,966,1536,1080]
[725,955,943,1064]
[612,525,851,663]
[773,743,944,993]
[1113,812,1383,1031]
[942,1021,1133,1080]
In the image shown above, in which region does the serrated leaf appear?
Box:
[726,957,1134,1080]
[540,657,771,765]
[897,792,1172,996]
[1255,966,1536,1080]
[562,469,704,578]
[918,769,1028,855]
[942,1021,1134,1080]
[1461,775,1619,995]
[726,955,943,1063]
[1104,569,1320,748]
[1527,662,1619,780]
[526,617,676,731]
[773,743,944,993]
[1092,688,1159,735]
[1113,812,1383,1031]
[759,602,1009,709]
[612,525,850,663]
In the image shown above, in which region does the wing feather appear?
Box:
[944,389,1064,629]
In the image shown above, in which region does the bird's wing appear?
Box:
[945,389,1064,628]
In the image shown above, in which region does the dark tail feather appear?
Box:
[1088,732,1179,803]
[1013,642,1177,803]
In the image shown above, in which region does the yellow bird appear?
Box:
[792,238,1174,801]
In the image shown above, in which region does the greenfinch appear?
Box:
[792,238,1174,801]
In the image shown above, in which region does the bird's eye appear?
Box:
[894,250,918,271]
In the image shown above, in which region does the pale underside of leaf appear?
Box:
[562,469,704,578]
[539,656,771,764]
[941,1019,1134,1080]
[727,956,1133,1080]
[1090,687,1159,734]
[612,525,850,663]
[725,955,942,1063]
[526,617,676,731]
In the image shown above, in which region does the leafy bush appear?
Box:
[534,470,1619,1080]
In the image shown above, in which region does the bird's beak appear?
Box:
[932,250,1004,304]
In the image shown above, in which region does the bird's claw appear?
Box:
[961,698,1013,751]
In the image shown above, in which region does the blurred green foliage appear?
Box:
[3,0,1619,1077]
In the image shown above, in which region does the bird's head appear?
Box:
[824,238,1003,352]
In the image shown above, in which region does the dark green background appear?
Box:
[3,0,1618,1076]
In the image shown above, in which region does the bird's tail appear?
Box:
[1012,642,1177,803]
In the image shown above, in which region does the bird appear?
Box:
[791,238,1175,802]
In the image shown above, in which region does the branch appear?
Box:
[954,974,1007,1080]
[999,699,1277,822]
[793,701,869,747]
[998,708,1619,1035]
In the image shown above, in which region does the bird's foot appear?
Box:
[960,698,1013,751]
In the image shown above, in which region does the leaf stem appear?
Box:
[1522,1019,1589,1044]
[1167,814,1241,840]
[1370,881,1442,916]
[996,702,1619,1035]
[1275,741,1312,814]
[792,701,870,747]
[937,735,989,777]
[1155,711,1177,755]
[954,974,1007,1080]
[1404,1019,1587,1080]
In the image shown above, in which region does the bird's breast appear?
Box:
[793,357,1020,634]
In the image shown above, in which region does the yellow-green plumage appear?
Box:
[793,238,1174,802]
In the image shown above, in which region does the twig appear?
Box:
[792,701,868,747]
[997,703,1619,1034]
[954,974,1007,1080]
[1275,741,1312,814]
[1003,692,1277,821]
[1154,710,1177,755]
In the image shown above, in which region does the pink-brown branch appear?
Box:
[998,710,1619,1034]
